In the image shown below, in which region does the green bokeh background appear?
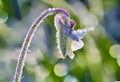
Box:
[0,0,120,82]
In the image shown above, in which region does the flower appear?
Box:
[54,14,94,59]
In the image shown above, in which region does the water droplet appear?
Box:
[0,10,8,23]
[64,75,78,82]
[54,63,68,77]
[109,45,120,58]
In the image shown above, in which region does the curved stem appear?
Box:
[13,8,69,82]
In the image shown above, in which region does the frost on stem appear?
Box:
[54,14,94,59]
[13,7,94,82]
[13,8,70,82]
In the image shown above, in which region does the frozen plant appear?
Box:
[13,8,94,82]
[54,14,94,59]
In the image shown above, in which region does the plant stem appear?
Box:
[13,8,69,82]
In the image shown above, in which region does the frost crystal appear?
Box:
[54,14,94,59]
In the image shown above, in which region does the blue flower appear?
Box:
[54,14,94,59]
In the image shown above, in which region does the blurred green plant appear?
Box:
[0,0,120,82]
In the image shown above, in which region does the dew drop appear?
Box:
[0,10,8,23]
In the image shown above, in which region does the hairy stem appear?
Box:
[13,8,69,82]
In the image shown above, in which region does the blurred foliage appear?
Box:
[0,0,120,82]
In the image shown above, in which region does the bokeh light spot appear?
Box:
[109,45,120,58]
[82,14,98,27]
[54,63,68,77]
[117,55,120,66]
[64,75,78,82]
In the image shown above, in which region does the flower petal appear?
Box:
[54,14,70,59]
[67,51,75,59]
[75,26,94,39]
[71,40,84,51]
[69,33,79,41]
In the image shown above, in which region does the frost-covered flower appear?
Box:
[54,14,94,59]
